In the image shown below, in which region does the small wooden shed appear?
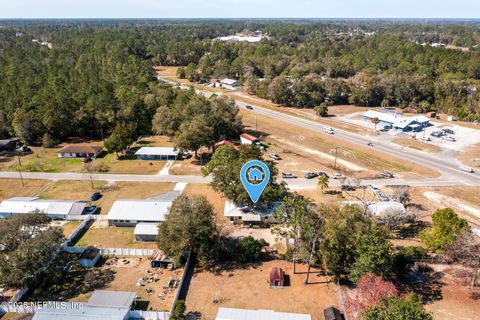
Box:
[269,267,284,288]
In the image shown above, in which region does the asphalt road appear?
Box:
[161,79,479,186]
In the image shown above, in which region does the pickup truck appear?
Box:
[282,173,297,179]
[460,166,475,173]
[324,127,335,134]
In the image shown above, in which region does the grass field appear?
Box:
[75,225,158,249]
[0,178,49,201]
[458,142,480,168]
[183,184,226,222]
[392,138,441,153]
[39,180,175,213]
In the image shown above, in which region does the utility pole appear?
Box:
[255,115,258,138]
[17,153,24,187]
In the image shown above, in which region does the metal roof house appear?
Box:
[219,78,239,88]
[32,290,137,320]
[240,133,259,145]
[0,197,88,220]
[134,223,159,241]
[224,201,280,226]
[135,147,180,161]
[107,200,172,227]
[362,110,431,132]
[215,308,311,320]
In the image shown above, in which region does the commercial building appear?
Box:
[0,197,88,220]
[57,145,103,159]
[215,308,311,320]
[362,110,431,132]
[135,147,180,161]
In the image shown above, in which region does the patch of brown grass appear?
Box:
[458,142,480,168]
[392,138,441,153]
[0,179,50,201]
[183,184,226,222]
[76,225,158,249]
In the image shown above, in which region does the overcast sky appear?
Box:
[2,0,480,19]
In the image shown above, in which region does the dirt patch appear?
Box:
[458,142,480,168]
[392,138,441,153]
[185,260,340,320]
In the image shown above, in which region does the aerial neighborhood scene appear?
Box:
[1,1,480,320]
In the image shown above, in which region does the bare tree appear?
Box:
[445,231,480,291]
[378,206,418,231]
[390,186,411,205]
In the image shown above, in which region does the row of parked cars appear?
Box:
[431,128,456,141]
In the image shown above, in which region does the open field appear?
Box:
[169,157,203,176]
[75,223,158,249]
[26,255,182,312]
[54,220,82,237]
[241,110,439,180]
[155,66,228,93]
[183,184,226,222]
[458,142,480,168]
[39,180,175,213]
[0,179,49,201]
[185,260,340,320]
[392,138,441,153]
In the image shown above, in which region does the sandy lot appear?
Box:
[185,260,341,320]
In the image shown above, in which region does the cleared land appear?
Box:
[185,260,340,320]
[75,223,158,249]
[26,255,182,312]
[39,180,175,213]
[169,157,203,176]
[392,138,441,153]
[241,110,439,180]
[458,142,480,168]
[0,179,49,201]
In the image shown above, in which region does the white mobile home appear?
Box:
[135,147,180,160]
[0,197,88,220]
[107,199,172,227]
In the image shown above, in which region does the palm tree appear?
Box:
[372,117,380,131]
[317,175,329,194]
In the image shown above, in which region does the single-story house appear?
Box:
[219,78,238,88]
[215,308,311,320]
[79,246,101,267]
[135,147,180,161]
[0,197,88,220]
[134,223,159,241]
[240,133,259,145]
[107,199,172,227]
[57,144,103,159]
[269,267,285,288]
[362,110,431,132]
[33,290,141,320]
[224,201,280,226]
[0,138,21,151]
[214,140,240,151]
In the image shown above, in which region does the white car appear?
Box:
[333,173,345,179]
[460,166,475,173]
[324,127,335,134]
[442,136,456,142]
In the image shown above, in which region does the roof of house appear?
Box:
[134,223,159,236]
[214,140,240,151]
[240,133,259,142]
[0,197,87,216]
[0,138,20,146]
[32,290,136,320]
[107,200,171,222]
[87,290,136,309]
[242,213,262,222]
[58,145,103,154]
[216,308,311,320]
[220,78,238,85]
[135,147,180,156]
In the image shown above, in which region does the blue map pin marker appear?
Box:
[240,160,271,204]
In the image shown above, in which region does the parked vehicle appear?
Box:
[83,157,93,163]
[282,172,297,179]
[18,145,32,153]
[380,172,394,178]
[91,192,102,201]
[181,152,192,159]
[442,128,455,134]
[84,206,100,215]
[269,152,281,160]
[318,172,329,178]
[430,131,443,138]
[442,136,456,142]
[324,127,335,134]
[460,166,475,173]
[246,105,253,110]
[304,172,318,179]
[341,185,356,191]
[333,173,345,179]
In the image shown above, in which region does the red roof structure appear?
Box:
[240,133,258,142]
[214,140,240,151]
[269,267,285,288]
